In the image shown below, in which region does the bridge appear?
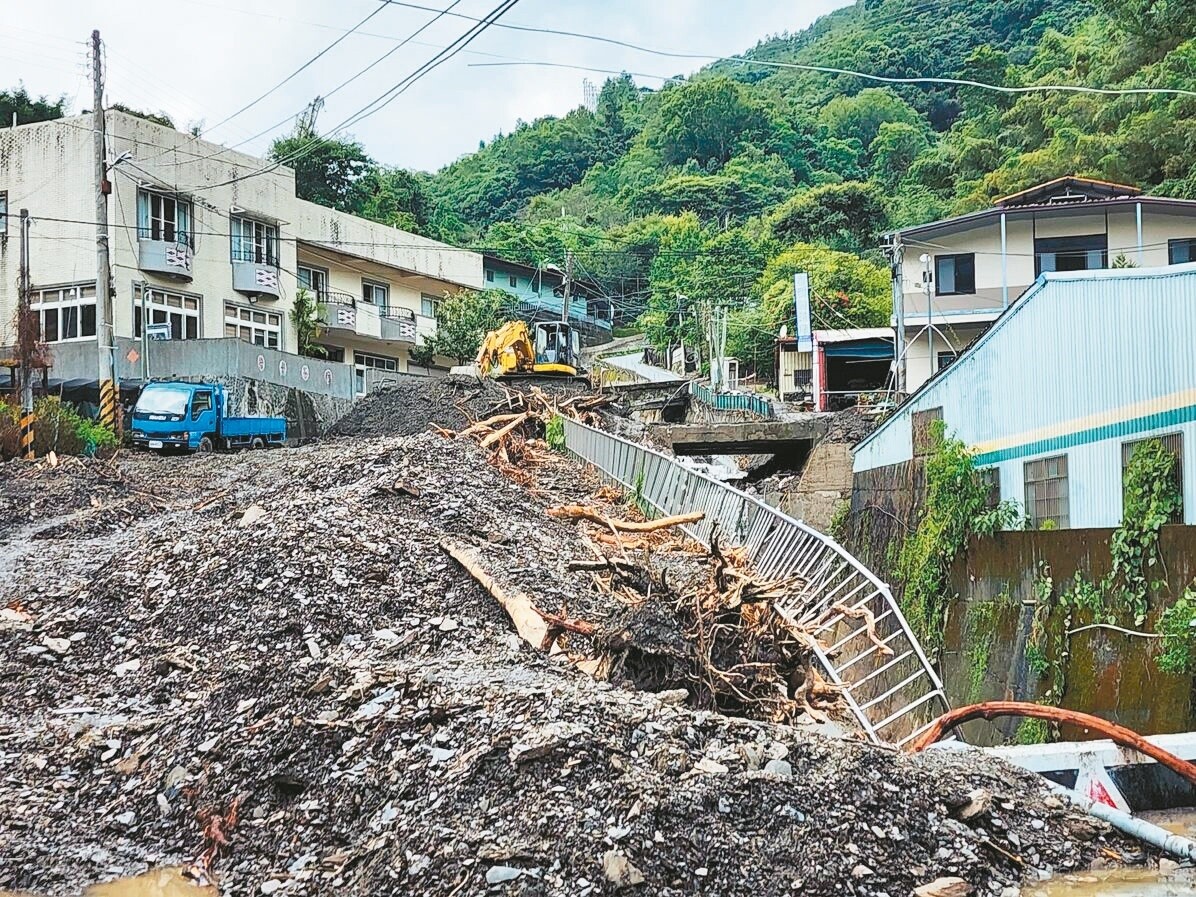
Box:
[655,417,828,455]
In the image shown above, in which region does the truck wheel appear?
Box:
[251,437,266,450]
[197,436,215,454]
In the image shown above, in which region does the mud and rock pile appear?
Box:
[0,424,1135,897]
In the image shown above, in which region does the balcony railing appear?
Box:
[317,295,435,345]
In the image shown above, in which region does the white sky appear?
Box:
[2,0,849,172]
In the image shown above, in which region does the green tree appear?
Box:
[870,122,930,188]
[652,76,770,168]
[289,288,327,358]
[632,174,750,221]
[108,103,175,129]
[769,181,888,253]
[352,167,432,234]
[1,85,64,126]
[269,128,374,212]
[819,88,921,158]
[428,289,516,364]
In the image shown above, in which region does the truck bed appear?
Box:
[221,416,287,438]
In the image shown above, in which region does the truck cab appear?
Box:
[131,381,286,453]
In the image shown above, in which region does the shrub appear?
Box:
[30,396,117,457]
[0,399,19,460]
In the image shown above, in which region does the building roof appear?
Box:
[854,262,1196,459]
[886,176,1196,241]
[994,176,1141,208]
[813,327,895,344]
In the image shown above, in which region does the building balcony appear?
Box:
[318,295,435,345]
[231,257,281,299]
[138,239,194,280]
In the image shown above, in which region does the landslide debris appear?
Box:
[0,396,1130,897]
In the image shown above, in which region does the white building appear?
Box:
[884,176,1196,393]
[0,112,483,395]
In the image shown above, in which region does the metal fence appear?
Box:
[689,382,775,419]
[562,417,950,746]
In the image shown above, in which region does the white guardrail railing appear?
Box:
[562,417,951,746]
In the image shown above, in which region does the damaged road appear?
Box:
[0,383,1140,896]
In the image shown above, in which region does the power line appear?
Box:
[173,0,524,194]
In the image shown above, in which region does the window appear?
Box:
[1169,239,1196,266]
[1024,455,1069,529]
[137,190,192,245]
[191,390,213,418]
[934,253,975,295]
[135,289,201,340]
[362,279,389,310]
[485,269,495,282]
[322,346,345,363]
[230,216,278,266]
[1122,434,1184,523]
[0,191,6,236]
[936,351,958,372]
[31,284,97,342]
[508,274,518,288]
[297,264,328,299]
[421,294,441,318]
[354,351,399,395]
[912,407,944,458]
[1035,234,1107,276]
[980,467,1001,510]
[224,302,281,349]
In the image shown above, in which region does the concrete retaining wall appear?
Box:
[943,527,1196,744]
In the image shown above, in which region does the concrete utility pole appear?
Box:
[17,209,35,459]
[561,249,573,322]
[92,29,118,434]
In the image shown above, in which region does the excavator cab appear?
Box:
[532,322,580,375]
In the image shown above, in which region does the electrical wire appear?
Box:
[171,0,523,194]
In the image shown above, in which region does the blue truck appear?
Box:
[130,381,287,453]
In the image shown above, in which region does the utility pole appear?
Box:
[560,249,573,322]
[17,209,34,460]
[92,29,118,434]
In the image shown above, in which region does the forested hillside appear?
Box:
[388,0,1192,373]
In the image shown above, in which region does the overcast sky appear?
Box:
[2,0,849,172]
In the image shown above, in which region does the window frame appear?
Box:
[936,351,958,372]
[361,279,389,310]
[0,191,7,237]
[230,215,279,266]
[137,189,193,247]
[297,264,329,299]
[485,269,495,282]
[30,283,98,343]
[508,274,518,289]
[1034,233,1108,276]
[191,390,214,419]
[1024,454,1070,529]
[934,253,976,296]
[134,288,202,341]
[224,301,282,350]
[1121,433,1184,524]
[420,293,441,319]
[1168,238,1196,266]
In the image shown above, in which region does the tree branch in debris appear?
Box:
[547,505,703,533]
[825,602,894,657]
[909,701,1196,788]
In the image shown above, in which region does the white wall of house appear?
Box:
[0,112,482,374]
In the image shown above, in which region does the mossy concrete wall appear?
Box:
[944,527,1196,745]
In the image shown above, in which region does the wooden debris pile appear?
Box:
[435,385,611,484]
[451,488,848,726]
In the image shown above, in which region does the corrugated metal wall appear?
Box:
[853,264,1196,527]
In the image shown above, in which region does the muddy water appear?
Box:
[0,868,216,897]
[1026,809,1196,897]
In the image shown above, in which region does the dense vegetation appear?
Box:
[11,0,1194,378]
[377,0,1191,374]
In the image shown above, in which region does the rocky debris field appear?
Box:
[0,387,1142,897]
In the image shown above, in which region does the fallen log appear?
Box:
[480,413,532,448]
[547,505,703,533]
[909,701,1196,788]
[441,541,552,650]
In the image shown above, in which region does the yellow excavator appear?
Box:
[474,320,583,379]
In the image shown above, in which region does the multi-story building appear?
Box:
[482,254,612,344]
[884,176,1196,392]
[0,111,483,398]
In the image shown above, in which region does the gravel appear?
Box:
[0,425,1133,896]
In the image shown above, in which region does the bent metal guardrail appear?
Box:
[689,382,775,419]
[562,417,950,746]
